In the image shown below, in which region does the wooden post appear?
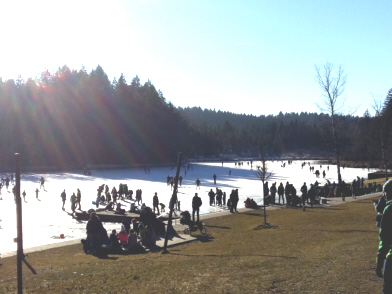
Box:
[15,153,23,294]
[162,152,182,253]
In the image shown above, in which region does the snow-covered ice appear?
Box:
[0,160,376,255]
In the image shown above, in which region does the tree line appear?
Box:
[0,65,390,170]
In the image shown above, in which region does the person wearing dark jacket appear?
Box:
[375,193,387,228]
[278,182,285,205]
[153,192,160,215]
[376,180,392,293]
[270,183,277,205]
[230,189,239,213]
[300,182,308,211]
[86,212,104,254]
[208,189,215,206]
[192,193,202,223]
[308,184,316,208]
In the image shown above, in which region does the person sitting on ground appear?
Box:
[227,199,232,211]
[132,218,139,236]
[141,224,156,249]
[127,229,141,253]
[245,197,251,208]
[122,220,130,234]
[116,203,125,214]
[118,226,128,246]
[105,202,114,211]
[250,198,258,208]
[138,221,145,238]
[109,229,121,250]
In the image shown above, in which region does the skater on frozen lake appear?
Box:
[153,192,160,215]
[76,188,82,210]
[112,186,117,204]
[195,178,201,190]
[39,176,45,190]
[61,189,66,210]
[5,177,9,190]
[136,189,142,205]
[70,192,77,214]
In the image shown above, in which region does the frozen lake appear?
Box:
[0,160,376,255]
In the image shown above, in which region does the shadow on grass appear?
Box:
[194,234,214,243]
[170,252,297,259]
[23,257,37,274]
[204,225,231,230]
[242,212,263,217]
[308,206,344,211]
[96,255,119,260]
[322,229,375,234]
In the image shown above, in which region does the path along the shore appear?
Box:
[1,192,381,259]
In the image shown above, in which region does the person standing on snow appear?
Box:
[300,182,308,211]
[208,189,215,206]
[192,193,202,223]
[76,188,82,210]
[195,178,201,190]
[39,176,45,190]
[153,192,160,215]
[61,189,66,210]
[70,192,77,214]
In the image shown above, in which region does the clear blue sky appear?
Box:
[1,0,391,116]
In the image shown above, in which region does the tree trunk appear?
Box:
[331,115,342,186]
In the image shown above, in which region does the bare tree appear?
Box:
[314,62,347,187]
[372,97,389,180]
[256,144,272,225]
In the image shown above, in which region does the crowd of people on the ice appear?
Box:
[2,160,384,259]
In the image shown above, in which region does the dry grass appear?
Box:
[0,195,383,293]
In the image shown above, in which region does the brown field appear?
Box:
[0,193,384,293]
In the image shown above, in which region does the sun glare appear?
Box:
[0,0,129,81]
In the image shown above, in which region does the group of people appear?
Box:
[207,188,227,206]
[0,174,13,192]
[84,209,158,255]
[60,189,82,213]
[3,175,45,202]
[166,175,183,188]
[262,181,319,209]
[93,184,142,207]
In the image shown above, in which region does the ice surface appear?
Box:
[0,160,376,255]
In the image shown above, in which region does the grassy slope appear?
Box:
[0,196,382,294]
